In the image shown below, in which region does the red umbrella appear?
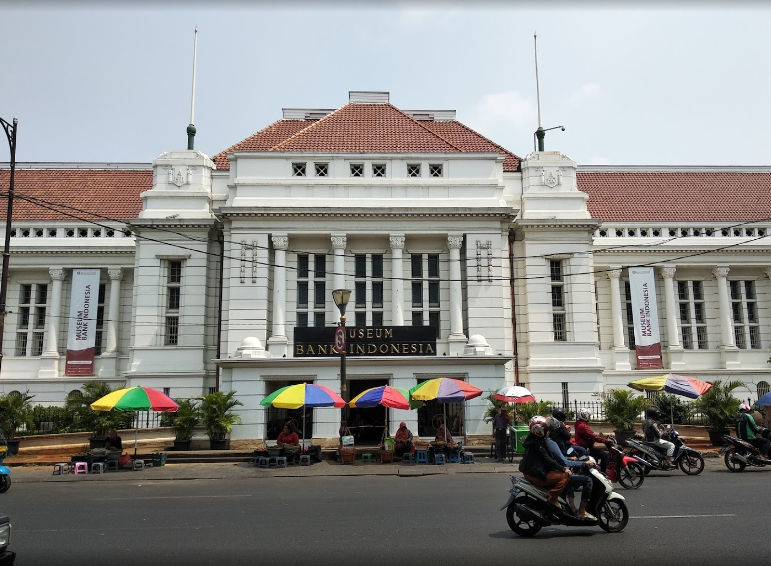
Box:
[493,385,536,404]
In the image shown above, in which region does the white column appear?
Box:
[661,266,681,349]
[331,233,347,291]
[104,268,123,354]
[270,235,288,339]
[713,265,736,348]
[448,233,465,339]
[43,268,66,356]
[390,233,405,325]
[606,266,626,349]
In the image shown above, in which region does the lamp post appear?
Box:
[0,116,18,374]
[332,288,351,428]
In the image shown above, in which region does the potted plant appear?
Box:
[694,379,743,446]
[199,391,242,450]
[65,381,133,448]
[0,390,35,455]
[603,388,651,444]
[170,398,200,451]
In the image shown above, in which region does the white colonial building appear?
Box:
[1,91,769,443]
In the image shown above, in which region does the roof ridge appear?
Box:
[270,104,349,152]
[213,119,309,161]
[439,119,518,160]
[398,105,465,152]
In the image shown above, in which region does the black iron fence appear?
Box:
[18,405,164,436]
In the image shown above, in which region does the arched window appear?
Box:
[757,381,770,398]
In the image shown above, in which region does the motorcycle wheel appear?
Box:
[678,452,705,475]
[0,475,10,493]
[597,499,629,533]
[627,449,652,474]
[618,462,645,489]
[724,448,746,473]
[506,495,543,537]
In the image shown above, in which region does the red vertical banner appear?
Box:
[65,269,100,376]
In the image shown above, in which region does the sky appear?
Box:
[2,1,771,167]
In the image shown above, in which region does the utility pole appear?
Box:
[0,116,18,374]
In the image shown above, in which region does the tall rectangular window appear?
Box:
[731,280,760,349]
[561,382,569,408]
[296,253,327,327]
[678,280,708,349]
[15,283,47,356]
[94,283,106,355]
[411,253,440,329]
[165,261,182,345]
[623,280,636,349]
[354,254,384,327]
[550,260,566,341]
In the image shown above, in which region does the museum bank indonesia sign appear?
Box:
[294,326,437,357]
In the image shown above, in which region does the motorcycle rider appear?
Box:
[549,410,587,458]
[642,407,675,467]
[737,402,770,457]
[543,418,597,520]
[573,408,611,472]
[519,416,570,510]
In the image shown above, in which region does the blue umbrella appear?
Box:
[754,392,771,406]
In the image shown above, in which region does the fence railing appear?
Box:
[20,406,165,436]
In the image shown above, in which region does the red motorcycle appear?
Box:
[604,442,645,489]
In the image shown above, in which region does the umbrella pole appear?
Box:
[302,404,306,450]
[443,404,447,442]
[134,412,139,458]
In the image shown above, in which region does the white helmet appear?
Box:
[577,408,592,422]
[529,415,549,436]
[739,402,751,413]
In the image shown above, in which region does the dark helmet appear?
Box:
[552,408,566,422]
[645,407,661,420]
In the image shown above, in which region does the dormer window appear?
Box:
[314,163,329,177]
[350,163,364,177]
[292,162,306,176]
[429,164,443,177]
[372,163,387,177]
[407,163,421,178]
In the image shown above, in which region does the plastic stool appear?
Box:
[434,453,446,465]
[275,456,287,468]
[462,451,475,464]
[91,462,105,474]
[132,459,145,471]
[53,462,71,475]
[299,454,311,466]
[268,456,278,467]
[400,453,415,464]
[415,449,428,464]
[105,459,120,471]
[257,457,270,468]
[73,462,88,475]
[361,453,374,463]
[447,451,461,463]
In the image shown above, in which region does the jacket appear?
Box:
[519,433,565,479]
[642,418,662,442]
[550,422,573,455]
[574,420,607,449]
[736,412,758,440]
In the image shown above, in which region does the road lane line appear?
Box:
[633,514,736,519]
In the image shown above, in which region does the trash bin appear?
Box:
[510,425,529,454]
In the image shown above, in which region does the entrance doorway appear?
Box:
[348,378,388,445]
[264,381,313,441]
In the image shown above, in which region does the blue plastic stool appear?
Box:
[447,450,461,463]
[415,449,428,464]
[462,451,475,464]
[434,453,446,465]
[400,453,415,464]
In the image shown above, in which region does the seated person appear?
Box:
[737,402,770,457]
[434,420,457,446]
[519,416,570,509]
[574,409,611,471]
[544,419,596,519]
[276,424,300,448]
[394,421,414,457]
[643,407,675,465]
[105,429,122,451]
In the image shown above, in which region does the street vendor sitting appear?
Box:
[434,420,456,446]
[394,422,414,457]
[276,424,300,448]
[105,429,122,451]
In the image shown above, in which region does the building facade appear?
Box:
[2,91,770,442]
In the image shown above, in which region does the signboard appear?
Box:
[294,326,437,357]
[65,269,101,376]
[628,267,663,369]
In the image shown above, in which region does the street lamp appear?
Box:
[0,116,18,374]
[332,288,351,428]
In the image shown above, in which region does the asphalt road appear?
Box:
[2,462,768,566]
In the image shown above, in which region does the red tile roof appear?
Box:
[578,170,771,222]
[212,103,521,172]
[0,168,151,222]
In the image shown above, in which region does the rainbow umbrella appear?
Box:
[409,378,483,441]
[349,386,411,410]
[91,386,180,457]
[261,383,345,448]
[628,374,713,423]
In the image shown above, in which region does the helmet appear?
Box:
[645,407,661,420]
[552,408,567,422]
[576,408,592,422]
[529,415,549,436]
[739,402,751,413]
[546,417,562,433]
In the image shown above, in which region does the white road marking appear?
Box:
[633,514,736,519]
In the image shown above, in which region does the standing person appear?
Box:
[518,416,570,509]
[394,421,414,457]
[493,408,512,462]
[573,408,611,472]
[642,407,675,466]
[737,402,770,457]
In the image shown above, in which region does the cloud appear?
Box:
[467,91,536,134]
[569,82,602,105]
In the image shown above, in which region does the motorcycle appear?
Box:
[604,442,645,489]
[0,440,11,493]
[721,428,771,472]
[624,427,705,475]
[501,464,629,536]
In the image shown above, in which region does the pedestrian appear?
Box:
[493,408,512,462]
